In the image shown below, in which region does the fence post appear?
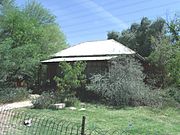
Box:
[81,116,86,135]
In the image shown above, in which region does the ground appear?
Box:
[18,104,180,135]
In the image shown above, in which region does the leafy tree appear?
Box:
[148,13,180,87]
[87,56,159,106]
[166,13,180,42]
[0,1,67,87]
[149,37,180,87]
[108,17,166,57]
[54,61,86,102]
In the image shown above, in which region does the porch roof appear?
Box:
[41,56,117,63]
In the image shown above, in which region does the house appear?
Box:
[41,39,140,87]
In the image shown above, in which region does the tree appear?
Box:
[0,0,67,87]
[148,37,180,87]
[148,13,180,87]
[166,13,180,42]
[54,61,86,102]
[108,17,166,57]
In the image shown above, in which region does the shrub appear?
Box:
[32,92,56,109]
[0,87,29,103]
[32,91,81,109]
[65,97,80,107]
[87,55,161,107]
[160,86,180,107]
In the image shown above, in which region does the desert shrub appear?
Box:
[87,55,161,107]
[0,87,29,103]
[32,92,56,109]
[65,97,80,107]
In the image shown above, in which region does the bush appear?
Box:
[32,92,56,109]
[32,91,81,109]
[159,86,180,107]
[0,87,29,103]
[87,56,161,107]
[65,97,80,107]
[166,86,180,103]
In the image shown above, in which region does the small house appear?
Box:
[41,39,139,87]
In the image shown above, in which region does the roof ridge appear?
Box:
[71,39,113,46]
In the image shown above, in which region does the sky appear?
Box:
[16,0,180,45]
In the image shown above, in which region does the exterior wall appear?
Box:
[45,60,109,88]
[85,60,108,78]
[46,63,59,87]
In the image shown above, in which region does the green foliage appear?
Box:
[0,87,29,103]
[167,13,180,42]
[54,61,86,102]
[32,92,81,109]
[0,0,67,87]
[32,62,86,109]
[164,86,180,104]
[32,91,56,109]
[108,17,166,57]
[65,97,80,107]
[87,55,160,107]
[148,38,180,86]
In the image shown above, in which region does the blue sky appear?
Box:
[16,0,180,45]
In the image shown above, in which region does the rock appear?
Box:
[80,103,86,107]
[69,107,77,110]
[79,108,86,111]
[51,103,65,109]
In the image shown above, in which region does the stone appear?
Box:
[52,103,66,109]
[69,107,77,110]
[79,108,86,111]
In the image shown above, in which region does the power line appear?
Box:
[54,0,154,21]
[51,0,121,13]
[64,12,169,34]
[53,13,170,45]
[57,1,179,29]
[52,12,177,45]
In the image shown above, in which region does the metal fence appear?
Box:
[0,109,82,135]
[0,109,159,135]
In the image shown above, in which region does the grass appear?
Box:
[16,104,180,135]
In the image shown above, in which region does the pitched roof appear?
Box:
[42,39,136,63]
[53,39,135,57]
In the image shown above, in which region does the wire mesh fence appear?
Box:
[0,108,160,135]
[0,109,82,135]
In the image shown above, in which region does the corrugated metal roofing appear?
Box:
[53,39,135,57]
[42,56,117,63]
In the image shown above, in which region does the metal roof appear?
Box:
[53,39,135,57]
[42,56,117,63]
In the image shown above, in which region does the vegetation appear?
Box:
[54,61,86,102]
[108,17,166,57]
[148,37,180,87]
[32,91,55,109]
[0,0,67,88]
[0,87,29,103]
[33,61,86,109]
[107,15,180,105]
[19,105,180,134]
[87,55,161,107]
[0,1,179,134]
